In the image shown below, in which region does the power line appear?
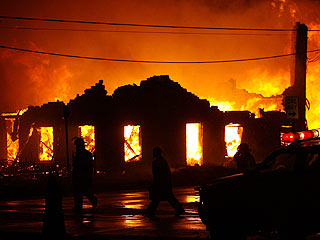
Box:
[1,44,319,64]
[0,26,290,36]
[308,52,320,63]
[0,16,296,32]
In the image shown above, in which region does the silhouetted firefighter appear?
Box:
[233,143,256,171]
[72,137,97,212]
[42,172,66,238]
[145,147,185,216]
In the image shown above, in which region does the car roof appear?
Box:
[284,139,320,149]
[260,139,320,166]
[272,140,320,156]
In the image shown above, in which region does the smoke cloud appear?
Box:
[0,0,320,125]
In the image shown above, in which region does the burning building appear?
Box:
[0,75,289,171]
[223,109,289,162]
[17,102,65,166]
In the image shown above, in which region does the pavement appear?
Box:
[2,185,320,240]
[0,186,210,239]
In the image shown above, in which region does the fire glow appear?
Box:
[2,109,28,163]
[39,127,54,161]
[79,125,95,153]
[225,123,243,157]
[124,125,142,162]
[2,0,320,131]
[6,119,18,162]
[186,123,203,166]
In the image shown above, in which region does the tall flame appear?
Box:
[39,127,54,161]
[124,125,142,162]
[306,23,320,129]
[225,123,243,157]
[2,109,28,163]
[3,0,320,145]
[6,119,19,162]
[186,123,203,166]
[79,125,95,153]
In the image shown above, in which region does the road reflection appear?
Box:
[119,191,146,209]
[122,215,145,228]
[185,195,199,203]
[0,187,208,238]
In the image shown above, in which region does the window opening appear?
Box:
[39,127,54,161]
[225,123,243,158]
[79,125,95,153]
[186,123,203,166]
[124,125,142,162]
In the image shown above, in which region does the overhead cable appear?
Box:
[0,26,290,36]
[0,16,296,31]
[308,52,320,63]
[1,45,319,64]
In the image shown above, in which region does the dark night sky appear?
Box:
[1,0,320,126]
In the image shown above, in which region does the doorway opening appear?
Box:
[124,125,142,162]
[186,123,203,166]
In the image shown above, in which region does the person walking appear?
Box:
[145,147,185,217]
[72,137,97,212]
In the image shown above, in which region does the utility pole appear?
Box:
[63,104,70,174]
[284,22,308,131]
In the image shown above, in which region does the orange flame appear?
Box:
[1,108,28,117]
[225,123,243,157]
[306,23,320,129]
[4,0,320,134]
[79,125,95,153]
[206,98,235,111]
[186,123,203,166]
[124,125,142,162]
[2,109,28,163]
[6,119,19,162]
[307,63,320,129]
[39,127,53,161]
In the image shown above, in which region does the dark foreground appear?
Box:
[0,187,208,239]
[1,165,320,240]
[1,186,320,240]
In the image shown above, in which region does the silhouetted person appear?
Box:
[72,137,97,212]
[233,143,256,171]
[42,172,66,238]
[145,147,185,216]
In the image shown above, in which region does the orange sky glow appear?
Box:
[1,0,320,127]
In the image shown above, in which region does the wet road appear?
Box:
[1,186,320,239]
[0,187,209,239]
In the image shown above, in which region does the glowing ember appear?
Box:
[225,123,243,157]
[39,127,54,161]
[206,98,235,111]
[1,108,28,117]
[186,123,203,166]
[2,109,28,163]
[6,119,19,162]
[79,125,95,153]
[124,125,142,162]
[205,95,283,117]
